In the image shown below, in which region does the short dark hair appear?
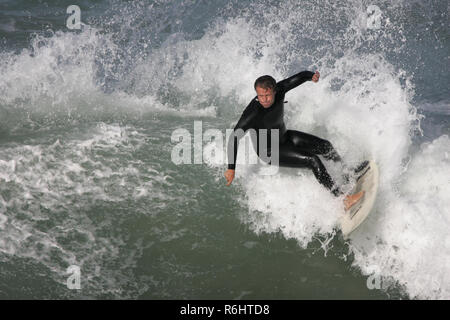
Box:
[254,75,276,90]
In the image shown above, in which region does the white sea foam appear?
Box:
[0,123,168,297]
[0,26,216,135]
[350,135,450,299]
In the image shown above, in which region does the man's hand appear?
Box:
[224,169,235,186]
[312,71,320,83]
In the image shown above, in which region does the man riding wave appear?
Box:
[224,70,364,210]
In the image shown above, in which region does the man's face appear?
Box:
[255,86,275,108]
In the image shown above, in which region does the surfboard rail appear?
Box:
[340,160,379,238]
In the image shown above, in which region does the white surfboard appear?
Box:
[340,160,379,238]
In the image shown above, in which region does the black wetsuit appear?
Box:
[227,71,343,196]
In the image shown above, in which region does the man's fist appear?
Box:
[312,71,320,83]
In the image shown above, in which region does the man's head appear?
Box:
[254,75,276,108]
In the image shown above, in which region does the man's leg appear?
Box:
[286,130,342,162]
[284,129,358,184]
[277,142,341,196]
[276,131,365,209]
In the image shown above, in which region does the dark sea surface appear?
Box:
[0,0,448,299]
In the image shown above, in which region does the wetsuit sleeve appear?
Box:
[276,71,314,94]
[227,101,257,170]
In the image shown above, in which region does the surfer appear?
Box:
[224,70,364,210]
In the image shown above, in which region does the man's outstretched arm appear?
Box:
[276,70,319,93]
[225,102,257,186]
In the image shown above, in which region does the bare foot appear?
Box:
[344,191,365,211]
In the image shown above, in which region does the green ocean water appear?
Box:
[0,116,404,299]
[0,0,448,299]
